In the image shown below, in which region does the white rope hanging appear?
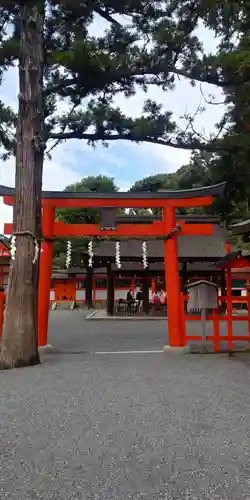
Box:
[142,241,148,269]
[10,235,16,261]
[32,239,40,263]
[88,240,94,267]
[65,240,72,268]
[10,235,41,263]
[115,241,121,269]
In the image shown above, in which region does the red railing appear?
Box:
[181,292,250,351]
[0,290,5,340]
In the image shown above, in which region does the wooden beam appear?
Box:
[4,220,214,237]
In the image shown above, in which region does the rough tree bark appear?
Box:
[0,1,45,369]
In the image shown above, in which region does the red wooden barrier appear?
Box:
[182,288,250,352]
[0,290,5,340]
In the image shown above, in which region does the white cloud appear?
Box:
[0,149,84,233]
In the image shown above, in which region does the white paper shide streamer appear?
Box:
[142,241,148,269]
[65,240,72,268]
[115,241,121,269]
[32,239,40,263]
[10,235,16,261]
[88,240,94,267]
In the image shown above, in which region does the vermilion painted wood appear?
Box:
[38,206,55,347]
[226,268,233,351]
[218,296,248,303]
[187,335,250,341]
[0,243,10,256]
[2,196,12,206]
[0,290,4,340]
[213,310,220,352]
[185,315,249,321]
[163,207,184,347]
[180,292,187,345]
[4,221,214,238]
[216,256,250,269]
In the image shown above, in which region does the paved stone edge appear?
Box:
[38,344,56,354]
[86,315,168,321]
[163,345,191,354]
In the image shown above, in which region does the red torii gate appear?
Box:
[0,182,225,350]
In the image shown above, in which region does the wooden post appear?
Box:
[163,207,184,347]
[38,206,54,347]
[0,289,5,341]
[247,287,250,349]
[213,307,220,352]
[132,275,135,299]
[180,262,188,314]
[220,270,226,313]
[93,274,96,304]
[226,267,233,352]
[142,271,149,314]
[180,291,186,344]
[107,262,114,316]
[180,262,187,292]
[151,278,156,296]
[86,264,93,309]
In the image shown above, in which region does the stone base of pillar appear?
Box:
[38,344,55,354]
[162,345,190,354]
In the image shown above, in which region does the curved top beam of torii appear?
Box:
[0,182,225,200]
[2,182,226,239]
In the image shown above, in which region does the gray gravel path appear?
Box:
[0,313,250,499]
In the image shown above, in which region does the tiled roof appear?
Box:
[0,182,226,199]
[231,220,250,234]
[211,251,250,268]
[0,235,10,249]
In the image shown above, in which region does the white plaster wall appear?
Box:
[95,290,107,301]
[115,289,128,300]
[76,290,86,300]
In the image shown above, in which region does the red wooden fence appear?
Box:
[182,292,250,352]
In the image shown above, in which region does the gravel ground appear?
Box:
[0,313,250,499]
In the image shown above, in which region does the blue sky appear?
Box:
[0,18,226,232]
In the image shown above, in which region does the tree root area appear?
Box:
[0,353,41,370]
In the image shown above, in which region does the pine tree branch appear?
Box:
[93,5,122,27]
[48,130,224,152]
[44,62,242,97]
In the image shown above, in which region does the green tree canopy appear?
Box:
[0,0,247,159]
[53,175,120,265]
[129,151,215,215]
[56,175,119,224]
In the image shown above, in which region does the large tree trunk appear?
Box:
[0,1,45,369]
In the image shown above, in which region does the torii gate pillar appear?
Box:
[38,206,54,347]
[163,207,185,347]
